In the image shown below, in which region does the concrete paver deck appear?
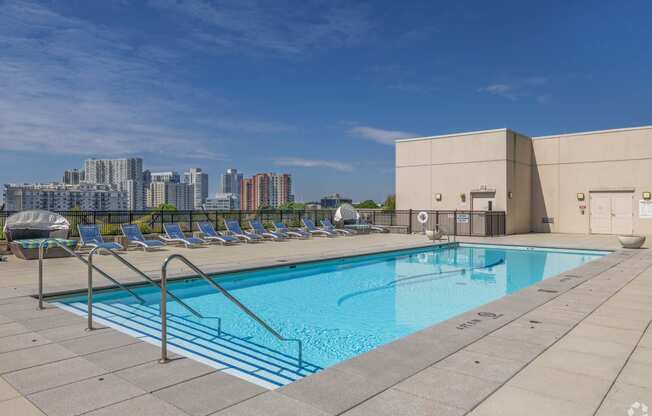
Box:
[0,233,650,415]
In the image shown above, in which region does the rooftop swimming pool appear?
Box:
[53,243,605,388]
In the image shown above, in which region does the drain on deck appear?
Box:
[537,289,559,293]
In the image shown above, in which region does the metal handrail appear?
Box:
[86,247,203,331]
[38,239,144,309]
[159,254,303,368]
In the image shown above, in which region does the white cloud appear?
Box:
[275,158,353,172]
[0,0,293,161]
[348,126,415,145]
[478,83,517,100]
[148,0,372,56]
[478,77,549,101]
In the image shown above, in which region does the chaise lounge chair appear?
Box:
[273,222,310,239]
[249,219,286,241]
[121,224,166,251]
[197,222,240,245]
[224,220,263,243]
[161,223,205,248]
[302,218,336,237]
[78,224,124,251]
[321,219,354,236]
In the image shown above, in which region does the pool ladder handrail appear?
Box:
[159,253,303,369]
[86,247,203,330]
[37,240,203,327]
[38,239,144,309]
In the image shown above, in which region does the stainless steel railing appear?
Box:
[38,239,144,310]
[159,254,303,368]
[86,247,203,330]
[37,240,202,331]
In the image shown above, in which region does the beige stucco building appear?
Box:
[395,125,652,235]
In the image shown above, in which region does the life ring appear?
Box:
[417,211,429,224]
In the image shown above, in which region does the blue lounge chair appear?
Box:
[273,222,310,239]
[321,219,354,236]
[302,218,336,237]
[197,222,240,245]
[249,219,286,241]
[224,220,263,243]
[78,224,124,250]
[161,223,205,248]
[121,224,165,251]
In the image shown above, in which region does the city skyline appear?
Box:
[3,1,650,203]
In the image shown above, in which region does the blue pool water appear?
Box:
[55,243,605,388]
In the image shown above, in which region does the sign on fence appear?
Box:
[456,213,470,224]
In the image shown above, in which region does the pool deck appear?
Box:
[0,233,650,415]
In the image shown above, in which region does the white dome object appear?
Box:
[334,203,360,223]
[4,210,70,233]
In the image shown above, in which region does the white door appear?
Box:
[611,195,633,235]
[590,192,633,234]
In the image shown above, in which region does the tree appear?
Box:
[355,200,379,209]
[154,203,177,211]
[382,195,396,212]
[279,202,306,210]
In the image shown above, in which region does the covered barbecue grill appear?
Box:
[4,210,76,259]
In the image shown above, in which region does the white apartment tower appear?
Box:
[184,168,208,209]
[84,158,144,210]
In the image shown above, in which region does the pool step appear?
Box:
[59,301,320,389]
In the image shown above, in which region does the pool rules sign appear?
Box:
[640,200,652,219]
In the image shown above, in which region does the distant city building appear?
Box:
[184,168,208,209]
[142,169,152,188]
[63,169,84,185]
[84,158,143,185]
[240,178,254,210]
[118,179,144,211]
[84,158,143,210]
[239,173,293,210]
[304,202,322,209]
[3,183,128,211]
[147,181,194,210]
[320,193,353,209]
[220,168,243,199]
[151,171,180,183]
[204,193,239,210]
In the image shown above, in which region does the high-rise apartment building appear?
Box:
[238,173,293,210]
[184,168,209,209]
[240,178,254,210]
[63,169,84,185]
[3,183,128,211]
[84,158,143,210]
[84,158,143,185]
[150,171,180,183]
[220,168,243,198]
[147,182,194,210]
[204,193,239,210]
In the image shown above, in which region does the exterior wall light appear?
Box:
[460,193,466,202]
[576,192,585,201]
[643,192,652,200]
[507,191,513,199]
[435,193,442,201]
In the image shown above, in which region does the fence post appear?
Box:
[189,211,193,232]
[129,211,133,225]
[407,209,412,234]
[469,211,473,236]
[453,210,457,236]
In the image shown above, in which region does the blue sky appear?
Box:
[1,0,651,202]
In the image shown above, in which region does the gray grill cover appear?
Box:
[3,210,70,241]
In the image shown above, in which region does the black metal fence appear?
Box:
[0,209,505,240]
[356,209,505,237]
